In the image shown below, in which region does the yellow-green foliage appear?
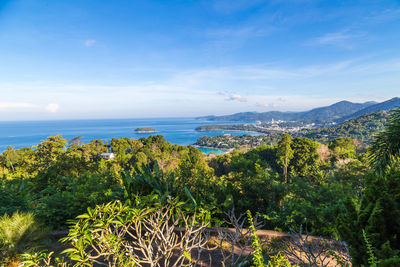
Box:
[247,210,296,267]
[0,212,46,263]
[267,252,296,267]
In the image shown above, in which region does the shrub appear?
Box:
[0,179,35,216]
[61,199,211,266]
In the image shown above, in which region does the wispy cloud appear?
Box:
[0,56,398,118]
[84,39,96,47]
[0,102,38,109]
[362,8,400,24]
[207,26,271,39]
[0,102,60,114]
[306,8,400,50]
[308,30,367,49]
[203,25,275,54]
[226,94,247,102]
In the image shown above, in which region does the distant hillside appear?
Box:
[300,100,375,123]
[303,111,390,143]
[339,97,400,122]
[198,100,376,124]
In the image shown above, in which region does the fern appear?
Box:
[0,212,47,264]
[362,230,378,267]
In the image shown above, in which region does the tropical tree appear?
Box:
[338,108,400,266]
[277,133,293,182]
[34,135,67,171]
[0,146,19,172]
[369,107,400,172]
[328,137,356,162]
[289,137,320,179]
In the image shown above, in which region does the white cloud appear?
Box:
[0,102,38,109]
[0,56,398,119]
[84,39,96,47]
[0,102,60,114]
[45,103,59,113]
[226,94,247,102]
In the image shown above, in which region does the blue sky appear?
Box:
[0,0,399,120]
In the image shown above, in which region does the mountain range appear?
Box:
[197,97,400,124]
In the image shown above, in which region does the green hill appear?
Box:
[303,111,389,143]
[301,100,375,123]
[339,97,400,122]
[197,100,376,124]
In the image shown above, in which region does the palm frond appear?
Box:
[369,107,400,172]
[0,212,47,261]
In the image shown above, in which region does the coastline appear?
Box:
[0,118,265,152]
[195,123,270,135]
[197,129,264,134]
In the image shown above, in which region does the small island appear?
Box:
[134,127,158,133]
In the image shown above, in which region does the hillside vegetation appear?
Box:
[1,109,400,266]
[198,97,399,124]
[339,96,400,121]
[195,111,390,148]
[303,111,389,143]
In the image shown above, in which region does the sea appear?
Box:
[0,118,260,154]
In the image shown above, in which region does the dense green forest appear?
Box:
[195,134,282,149]
[195,111,389,149]
[195,123,278,133]
[303,111,389,143]
[1,109,400,266]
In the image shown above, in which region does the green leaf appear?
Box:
[184,187,196,206]
[76,214,90,219]
[61,248,78,254]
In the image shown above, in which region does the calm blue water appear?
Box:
[196,147,228,155]
[0,118,260,153]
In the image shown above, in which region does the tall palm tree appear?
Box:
[369,107,400,172]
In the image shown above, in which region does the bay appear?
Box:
[0,117,260,153]
[196,147,228,155]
